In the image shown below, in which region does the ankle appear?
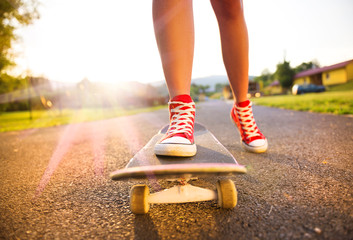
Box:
[170,94,193,103]
[235,99,251,108]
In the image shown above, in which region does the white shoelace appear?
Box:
[235,104,261,139]
[168,101,195,137]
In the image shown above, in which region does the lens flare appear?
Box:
[34,121,81,198]
[89,121,106,176]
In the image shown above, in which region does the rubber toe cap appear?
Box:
[248,139,266,147]
[160,136,192,144]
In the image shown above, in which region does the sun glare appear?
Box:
[12,0,353,85]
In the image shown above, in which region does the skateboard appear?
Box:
[110,123,247,214]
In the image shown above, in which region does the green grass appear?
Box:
[252,90,353,115]
[209,92,223,99]
[326,80,353,92]
[0,105,166,132]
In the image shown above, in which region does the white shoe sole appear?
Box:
[242,139,268,153]
[154,143,197,157]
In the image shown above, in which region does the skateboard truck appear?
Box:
[149,183,217,204]
[166,174,197,184]
[130,179,237,214]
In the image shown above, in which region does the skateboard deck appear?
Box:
[110,123,247,180]
[110,123,247,214]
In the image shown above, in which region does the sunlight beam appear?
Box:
[33,122,81,198]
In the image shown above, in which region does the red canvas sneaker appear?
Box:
[154,94,197,157]
[230,100,268,153]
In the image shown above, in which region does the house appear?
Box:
[264,80,283,95]
[293,59,353,86]
[222,78,262,99]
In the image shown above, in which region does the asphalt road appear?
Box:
[0,100,352,239]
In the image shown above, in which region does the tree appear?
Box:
[0,0,39,112]
[0,73,27,111]
[274,60,295,89]
[198,84,210,94]
[294,60,320,74]
[190,83,199,100]
[254,68,274,88]
[190,84,210,100]
[0,0,39,73]
[215,83,227,92]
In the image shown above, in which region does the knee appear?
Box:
[210,0,244,20]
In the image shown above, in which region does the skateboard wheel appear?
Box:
[216,179,237,209]
[130,185,150,214]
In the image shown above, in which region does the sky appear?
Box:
[12,0,353,84]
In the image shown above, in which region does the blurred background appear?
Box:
[1,0,353,131]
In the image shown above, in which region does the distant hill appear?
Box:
[150,75,255,92]
[192,75,228,91]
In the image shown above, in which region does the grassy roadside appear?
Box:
[326,80,353,92]
[252,90,353,115]
[0,105,166,132]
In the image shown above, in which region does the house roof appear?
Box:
[294,59,353,78]
[269,80,280,87]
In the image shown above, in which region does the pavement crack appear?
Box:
[295,158,302,170]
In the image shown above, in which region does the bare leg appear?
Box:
[210,0,249,103]
[153,0,194,99]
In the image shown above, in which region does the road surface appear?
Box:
[0,100,352,239]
